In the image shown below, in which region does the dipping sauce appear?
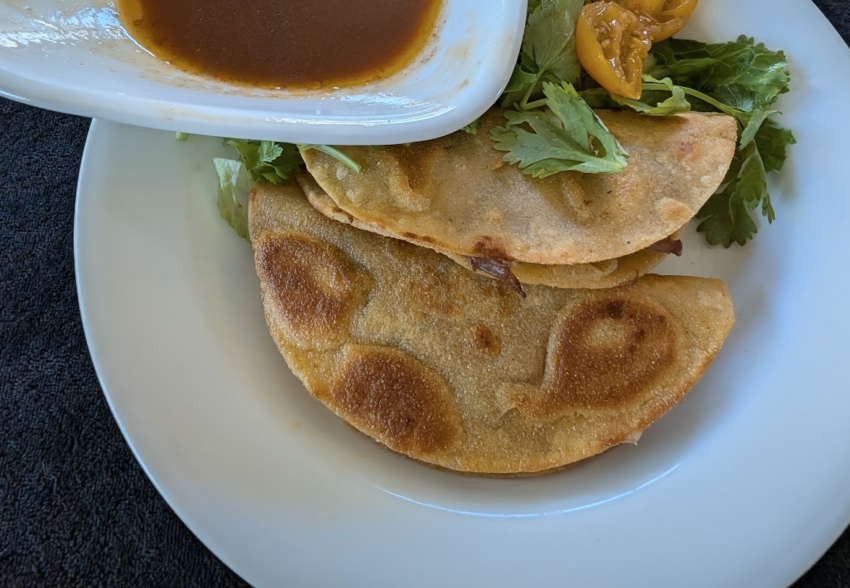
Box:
[118,0,442,89]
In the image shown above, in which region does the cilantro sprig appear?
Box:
[645,36,797,247]
[210,139,361,238]
[491,0,629,177]
[501,0,584,110]
[492,82,628,176]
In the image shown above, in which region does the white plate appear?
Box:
[0,0,524,144]
[75,2,850,587]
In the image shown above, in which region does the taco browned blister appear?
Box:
[248,182,735,476]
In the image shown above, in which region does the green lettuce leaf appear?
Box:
[213,158,251,241]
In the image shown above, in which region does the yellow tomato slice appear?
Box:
[616,0,699,41]
[576,2,652,100]
[630,0,666,14]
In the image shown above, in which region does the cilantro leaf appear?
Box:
[697,142,767,247]
[696,176,759,247]
[213,158,251,241]
[734,143,769,212]
[525,0,583,85]
[694,109,794,247]
[738,108,778,150]
[491,82,628,177]
[503,66,539,100]
[755,118,797,173]
[223,139,303,185]
[501,0,584,108]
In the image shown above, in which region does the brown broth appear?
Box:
[119,0,441,89]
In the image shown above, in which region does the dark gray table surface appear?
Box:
[2,3,850,586]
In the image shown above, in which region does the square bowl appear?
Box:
[0,0,525,144]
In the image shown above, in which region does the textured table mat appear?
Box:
[2,2,850,585]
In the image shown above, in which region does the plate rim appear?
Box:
[73,120,261,581]
[75,117,850,588]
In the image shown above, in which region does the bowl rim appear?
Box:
[0,0,527,144]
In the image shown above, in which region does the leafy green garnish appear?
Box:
[207,139,364,239]
[491,82,628,177]
[462,119,480,135]
[648,36,792,109]
[738,108,778,150]
[175,132,190,142]
[213,158,251,241]
[551,34,796,246]
[695,118,795,246]
[195,14,795,249]
[223,139,303,185]
[526,0,542,17]
[755,118,796,173]
[696,142,768,246]
[298,145,362,174]
[641,36,795,246]
[501,0,584,109]
[220,139,362,186]
[494,0,627,180]
[611,76,691,116]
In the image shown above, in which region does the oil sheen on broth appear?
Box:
[119,0,441,89]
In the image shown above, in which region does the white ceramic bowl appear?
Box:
[0,0,525,144]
